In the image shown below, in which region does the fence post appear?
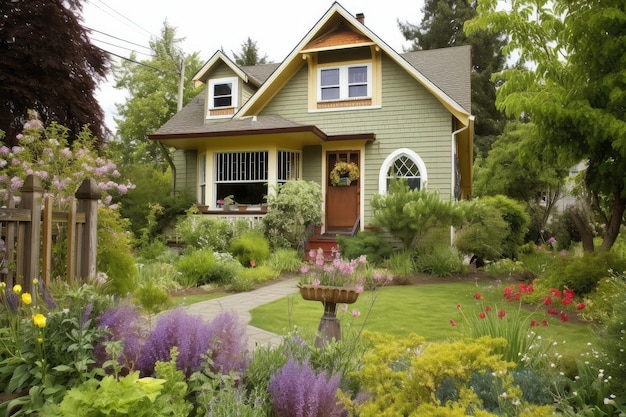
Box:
[20,175,43,294]
[75,178,100,280]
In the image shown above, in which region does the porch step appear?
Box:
[305,233,346,261]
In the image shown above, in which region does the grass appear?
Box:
[249,281,596,356]
[171,291,228,306]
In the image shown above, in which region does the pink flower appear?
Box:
[312,279,320,287]
[351,309,360,318]
[300,266,310,274]
[340,304,348,313]
[355,285,364,294]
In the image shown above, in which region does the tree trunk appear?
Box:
[599,193,626,252]
[569,208,595,252]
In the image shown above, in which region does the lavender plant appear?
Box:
[206,311,249,375]
[268,359,346,417]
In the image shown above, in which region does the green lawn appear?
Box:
[249,281,595,355]
[171,291,228,306]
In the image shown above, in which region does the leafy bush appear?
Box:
[176,213,234,251]
[230,266,279,292]
[546,207,581,250]
[268,359,344,417]
[415,244,465,277]
[133,283,171,315]
[535,252,626,297]
[455,201,510,261]
[174,249,217,287]
[384,249,415,282]
[204,255,242,286]
[336,230,393,266]
[484,258,527,279]
[264,248,303,274]
[481,195,530,258]
[230,231,271,267]
[371,180,464,249]
[262,180,323,250]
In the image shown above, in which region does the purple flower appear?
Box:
[95,303,146,372]
[207,312,249,374]
[5,288,19,314]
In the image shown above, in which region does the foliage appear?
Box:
[263,248,303,274]
[415,244,465,277]
[371,180,464,249]
[484,259,526,279]
[545,207,582,250]
[0,0,109,144]
[230,231,271,267]
[454,200,509,261]
[262,180,323,250]
[176,212,235,251]
[482,195,530,258]
[533,252,626,297]
[232,36,269,66]
[341,331,554,416]
[336,230,393,266]
[398,0,507,158]
[597,274,626,392]
[96,207,137,295]
[195,375,268,417]
[268,359,344,417]
[230,266,279,292]
[174,249,217,287]
[112,22,203,168]
[133,282,171,315]
[383,249,415,280]
[466,0,626,252]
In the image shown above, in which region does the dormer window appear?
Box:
[318,63,371,102]
[208,77,238,118]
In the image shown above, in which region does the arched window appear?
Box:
[378,148,428,194]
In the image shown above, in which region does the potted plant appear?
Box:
[329,161,359,186]
[217,195,235,211]
[298,247,366,345]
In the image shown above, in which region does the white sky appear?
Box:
[82,0,425,132]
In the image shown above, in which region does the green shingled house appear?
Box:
[148,1,474,237]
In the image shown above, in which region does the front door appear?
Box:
[325,151,360,234]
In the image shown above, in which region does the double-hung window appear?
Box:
[208,77,238,117]
[318,63,371,101]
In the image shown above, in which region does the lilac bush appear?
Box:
[268,359,346,417]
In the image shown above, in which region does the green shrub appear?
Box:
[262,180,323,250]
[415,244,465,277]
[546,207,581,250]
[582,275,626,322]
[229,265,278,292]
[97,207,138,295]
[264,248,303,274]
[537,252,626,297]
[174,249,217,287]
[484,259,527,279]
[455,201,509,261]
[176,213,234,251]
[598,275,626,392]
[384,249,414,281]
[230,232,270,267]
[133,283,172,315]
[204,256,242,286]
[337,230,393,266]
[481,195,530,258]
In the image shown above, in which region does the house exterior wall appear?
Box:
[260,54,453,224]
[173,149,197,193]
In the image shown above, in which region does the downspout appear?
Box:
[450,121,469,245]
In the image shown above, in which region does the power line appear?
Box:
[92,37,154,58]
[86,26,153,52]
[99,47,179,75]
[86,0,156,39]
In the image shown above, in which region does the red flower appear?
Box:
[518,283,528,293]
[479,311,486,319]
[498,310,506,319]
[547,308,559,316]
[550,288,562,298]
[485,305,492,312]
[503,285,514,300]
[560,313,569,322]
[450,319,457,327]
[530,320,539,327]
[250,260,256,268]
[562,297,573,306]
[457,303,461,310]
[513,292,521,301]
[564,288,575,300]
[542,319,549,327]
[542,297,553,305]
[526,284,534,293]
[473,293,483,300]
[576,303,586,310]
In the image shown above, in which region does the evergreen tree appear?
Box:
[0,0,110,145]
[232,37,269,66]
[398,0,507,158]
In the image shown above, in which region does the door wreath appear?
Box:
[329,161,359,186]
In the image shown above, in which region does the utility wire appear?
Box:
[92,37,154,58]
[87,0,156,39]
[86,26,153,52]
[100,47,179,75]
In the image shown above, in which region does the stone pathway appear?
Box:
[183,277,300,351]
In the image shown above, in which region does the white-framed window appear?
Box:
[208,77,238,109]
[378,148,428,194]
[215,151,268,205]
[277,150,301,183]
[318,63,371,101]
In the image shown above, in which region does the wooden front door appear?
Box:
[325,151,360,233]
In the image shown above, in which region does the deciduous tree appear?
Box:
[0,0,109,145]
[466,0,626,251]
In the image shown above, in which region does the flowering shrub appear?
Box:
[329,161,359,186]
[268,359,345,417]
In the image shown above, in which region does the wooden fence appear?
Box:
[0,175,100,294]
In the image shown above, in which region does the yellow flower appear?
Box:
[33,278,38,285]
[32,314,46,328]
[21,293,32,305]
[13,285,22,294]
[37,337,43,343]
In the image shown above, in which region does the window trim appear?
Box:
[378,148,428,194]
[208,77,238,115]
[317,63,372,102]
